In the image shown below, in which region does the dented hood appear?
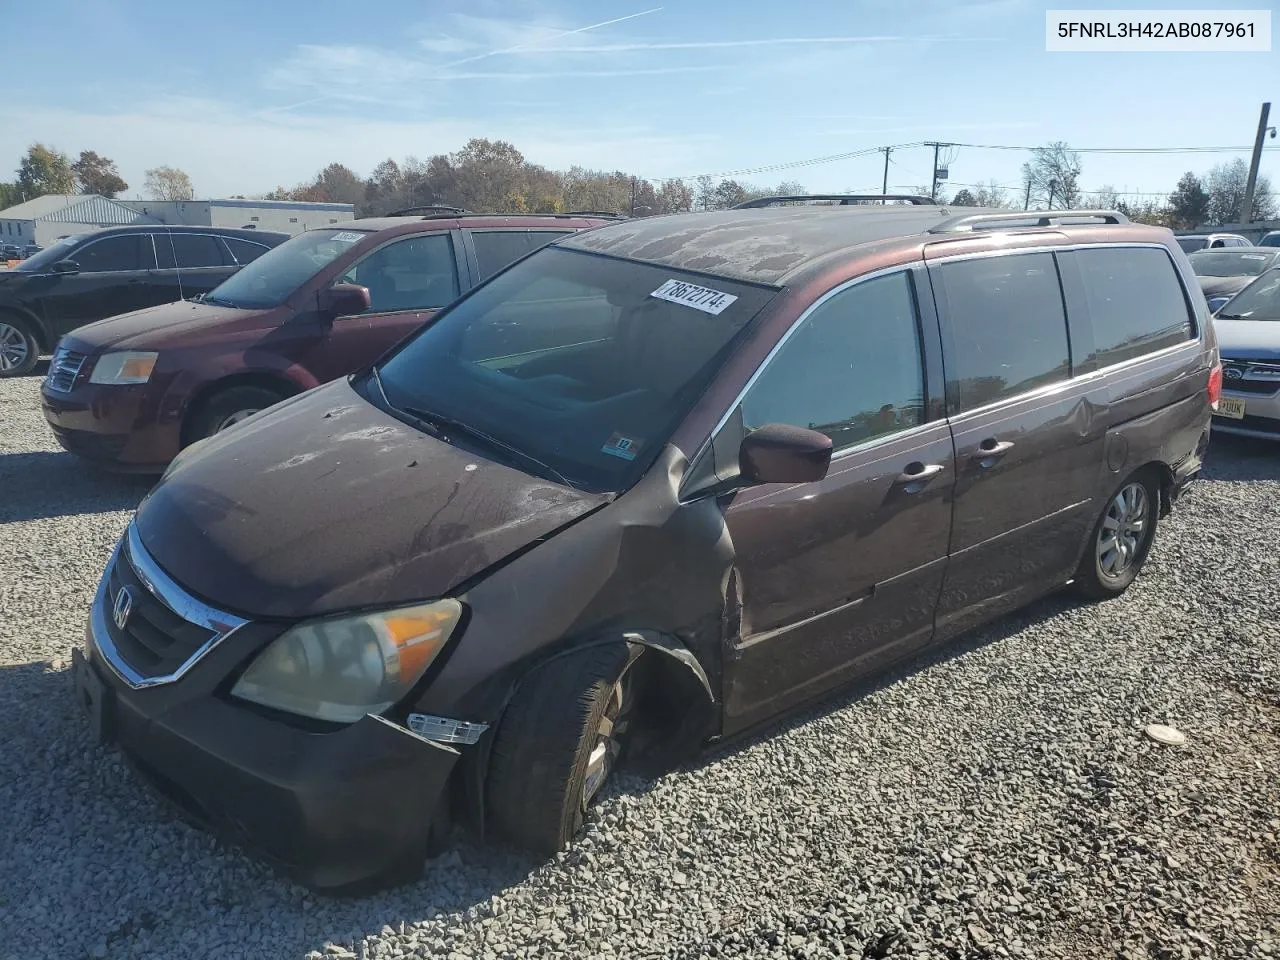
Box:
[134,379,610,619]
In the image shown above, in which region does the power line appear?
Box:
[666,140,1278,184]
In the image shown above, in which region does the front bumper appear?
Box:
[1213,384,1280,441]
[40,374,183,472]
[71,550,461,891]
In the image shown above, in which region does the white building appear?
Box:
[0,195,354,248]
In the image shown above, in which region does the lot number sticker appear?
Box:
[650,279,738,315]
[330,232,364,243]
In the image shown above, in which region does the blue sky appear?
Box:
[1,0,1276,203]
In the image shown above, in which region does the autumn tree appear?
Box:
[144,166,194,200]
[712,179,749,209]
[71,151,128,197]
[1167,172,1210,229]
[654,178,693,214]
[16,143,75,198]
[0,182,16,209]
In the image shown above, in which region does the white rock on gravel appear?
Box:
[1,372,1277,960]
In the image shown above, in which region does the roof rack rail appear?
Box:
[734,194,936,209]
[928,209,1129,233]
[386,204,472,217]
[561,210,628,219]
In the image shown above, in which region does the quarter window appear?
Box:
[934,252,1070,412]
[338,233,459,312]
[473,230,573,282]
[740,271,926,452]
[1074,247,1194,367]
[74,234,151,272]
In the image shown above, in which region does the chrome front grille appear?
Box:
[90,526,248,688]
[45,346,86,392]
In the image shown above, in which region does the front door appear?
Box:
[297,231,464,382]
[927,250,1107,640]
[43,233,158,337]
[718,269,956,734]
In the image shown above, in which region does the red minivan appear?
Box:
[40,211,616,471]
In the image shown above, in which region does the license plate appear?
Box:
[1216,396,1246,420]
[72,649,114,745]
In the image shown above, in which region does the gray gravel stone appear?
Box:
[1,373,1278,959]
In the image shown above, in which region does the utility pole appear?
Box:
[1239,101,1272,225]
[1047,178,1058,210]
[881,146,892,198]
[1023,178,1032,211]
[926,142,943,201]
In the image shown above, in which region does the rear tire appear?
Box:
[0,315,39,377]
[487,643,641,854]
[1073,469,1160,601]
[187,385,287,442]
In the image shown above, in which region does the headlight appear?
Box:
[231,599,462,723]
[89,351,158,384]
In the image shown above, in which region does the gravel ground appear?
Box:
[1,370,1277,960]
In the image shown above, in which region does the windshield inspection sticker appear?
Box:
[650,278,739,316]
[601,433,643,461]
[330,231,364,243]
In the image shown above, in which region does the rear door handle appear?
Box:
[895,462,945,491]
[972,439,1014,467]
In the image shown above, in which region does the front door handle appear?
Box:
[894,462,945,491]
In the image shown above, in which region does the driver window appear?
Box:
[740,272,926,453]
[337,234,459,312]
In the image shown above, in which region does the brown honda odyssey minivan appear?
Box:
[71,199,1218,891]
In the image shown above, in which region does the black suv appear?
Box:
[0,225,289,376]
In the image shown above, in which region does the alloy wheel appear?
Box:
[0,322,30,373]
[581,671,634,812]
[1096,482,1149,580]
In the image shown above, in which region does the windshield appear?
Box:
[1218,268,1280,321]
[15,235,79,272]
[1189,251,1276,277]
[371,246,776,493]
[202,228,369,308]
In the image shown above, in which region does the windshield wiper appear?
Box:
[201,294,236,307]
[399,404,576,487]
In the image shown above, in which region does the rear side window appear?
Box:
[75,234,151,272]
[1074,247,1193,367]
[1176,238,1205,254]
[473,230,573,282]
[741,271,925,452]
[934,252,1070,412]
[221,237,271,264]
[154,234,228,269]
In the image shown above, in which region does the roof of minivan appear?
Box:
[95,224,290,240]
[559,206,971,284]
[562,206,1180,285]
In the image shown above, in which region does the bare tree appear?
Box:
[144,166,194,201]
[1022,142,1082,210]
[974,179,1009,208]
[1084,184,1121,210]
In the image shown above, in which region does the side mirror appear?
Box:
[321,282,371,317]
[1207,296,1231,314]
[739,423,833,485]
[51,260,80,275]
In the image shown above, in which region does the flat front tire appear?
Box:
[1074,470,1160,601]
[487,643,641,854]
